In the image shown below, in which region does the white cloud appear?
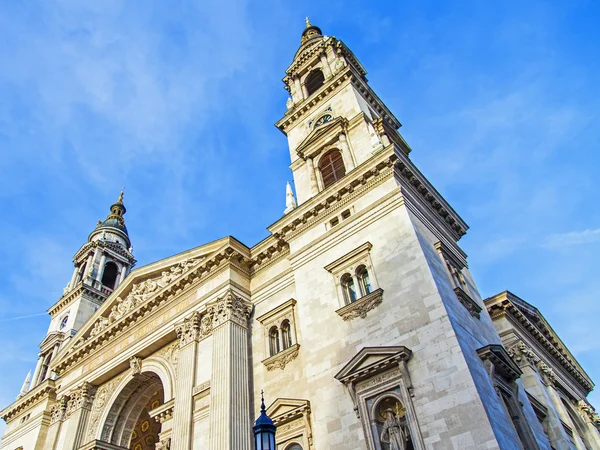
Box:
[544,228,600,248]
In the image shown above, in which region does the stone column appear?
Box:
[306,158,319,195]
[338,133,355,170]
[320,53,332,78]
[118,263,128,285]
[62,382,96,450]
[208,290,253,450]
[83,253,94,284]
[171,312,204,450]
[97,252,107,284]
[293,77,303,103]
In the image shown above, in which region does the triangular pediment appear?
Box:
[335,346,412,383]
[266,398,310,426]
[295,116,346,159]
[54,237,249,364]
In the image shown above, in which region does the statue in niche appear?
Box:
[377,397,412,450]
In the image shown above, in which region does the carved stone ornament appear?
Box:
[536,361,557,385]
[156,437,171,450]
[335,288,383,321]
[262,344,300,371]
[88,257,203,339]
[86,373,126,443]
[578,400,600,428]
[207,289,253,329]
[65,382,97,417]
[129,356,142,375]
[175,311,208,348]
[508,341,540,368]
[50,396,68,424]
[453,287,482,319]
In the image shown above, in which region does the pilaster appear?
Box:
[62,382,96,450]
[208,290,253,450]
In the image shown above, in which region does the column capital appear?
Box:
[207,290,253,329]
[66,381,97,416]
[175,311,213,348]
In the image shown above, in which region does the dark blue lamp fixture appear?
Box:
[253,390,277,450]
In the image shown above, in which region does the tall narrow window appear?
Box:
[341,274,357,304]
[281,320,293,350]
[101,262,119,289]
[319,149,346,189]
[60,314,69,330]
[305,69,325,96]
[357,265,372,296]
[269,326,281,356]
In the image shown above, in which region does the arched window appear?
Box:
[59,314,69,330]
[305,69,325,96]
[281,320,293,350]
[319,149,346,189]
[357,265,372,296]
[341,273,357,304]
[101,262,119,289]
[286,444,303,450]
[269,326,281,356]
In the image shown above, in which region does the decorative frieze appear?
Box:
[262,344,300,371]
[335,288,383,321]
[86,373,126,443]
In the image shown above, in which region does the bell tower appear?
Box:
[276,18,411,205]
[27,191,136,390]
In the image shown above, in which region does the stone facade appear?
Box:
[1,20,599,450]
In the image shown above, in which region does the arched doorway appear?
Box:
[101,372,164,449]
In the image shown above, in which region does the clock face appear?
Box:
[314,114,332,128]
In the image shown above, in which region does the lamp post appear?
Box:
[253,390,277,450]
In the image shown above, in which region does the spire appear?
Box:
[301,17,322,44]
[89,188,131,247]
[284,182,297,214]
[18,370,31,398]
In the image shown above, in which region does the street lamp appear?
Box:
[253,390,277,450]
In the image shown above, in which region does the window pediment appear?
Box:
[335,346,412,384]
[295,116,347,159]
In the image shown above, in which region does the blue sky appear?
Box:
[1,0,599,432]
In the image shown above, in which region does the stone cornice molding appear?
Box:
[250,238,290,275]
[277,69,353,133]
[395,155,467,239]
[262,344,300,371]
[73,239,135,265]
[48,281,107,317]
[335,346,412,385]
[477,344,522,383]
[268,148,398,241]
[150,398,174,424]
[335,288,384,321]
[454,287,482,319]
[39,331,66,353]
[206,289,253,329]
[486,293,593,393]
[0,379,56,423]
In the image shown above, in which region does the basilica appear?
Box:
[1,20,599,450]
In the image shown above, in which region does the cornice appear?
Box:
[48,281,107,317]
[268,147,398,241]
[486,295,593,393]
[0,379,56,423]
[277,69,353,133]
[394,153,468,239]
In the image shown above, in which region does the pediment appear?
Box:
[55,237,248,362]
[266,398,310,426]
[335,346,412,384]
[295,116,347,159]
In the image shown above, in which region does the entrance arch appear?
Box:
[100,372,165,449]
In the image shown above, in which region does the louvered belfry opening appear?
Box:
[319,149,346,188]
[305,69,325,96]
